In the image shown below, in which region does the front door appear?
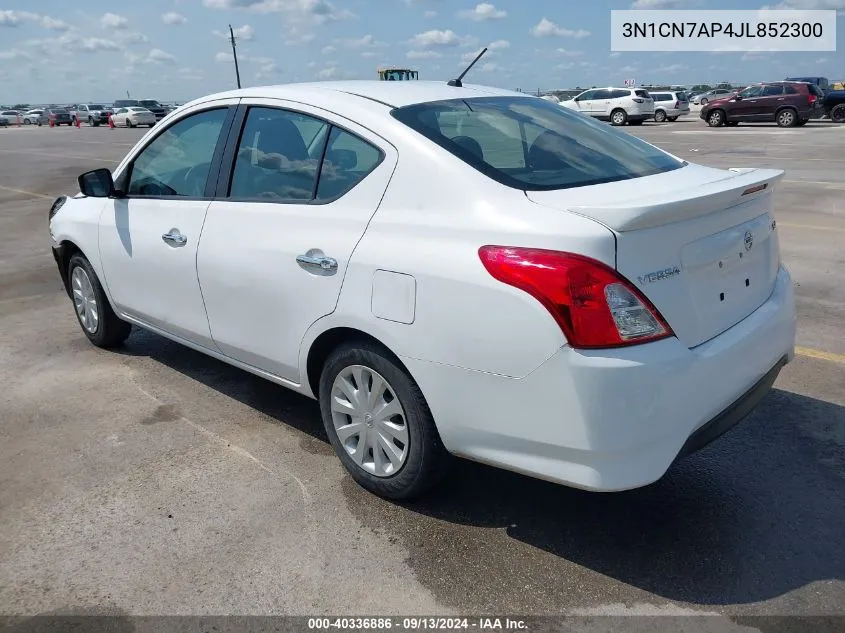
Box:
[730,86,763,121]
[99,104,235,348]
[197,101,397,383]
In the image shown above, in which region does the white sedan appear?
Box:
[111,107,156,128]
[48,81,796,499]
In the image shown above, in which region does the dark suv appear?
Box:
[700,82,825,128]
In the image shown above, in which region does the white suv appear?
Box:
[650,91,691,122]
[561,87,655,125]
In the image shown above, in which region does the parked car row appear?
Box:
[0,99,175,129]
[559,87,690,126]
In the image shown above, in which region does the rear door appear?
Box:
[196,100,397,382]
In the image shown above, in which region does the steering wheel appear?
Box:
[182,163,208,197]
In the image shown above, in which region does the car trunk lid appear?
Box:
[526,164,784,348]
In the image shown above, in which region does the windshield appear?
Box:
[129,107,150,112]
[89,105,106,110]
[391,97,684,191]
[139,100,160,107]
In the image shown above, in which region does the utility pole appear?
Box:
[228,24,242,89]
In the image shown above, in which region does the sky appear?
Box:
[0,0,843,104]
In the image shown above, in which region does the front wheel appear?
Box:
[830,104,845,123]
[776,108,797,128]
[610,109,627,126]
[707,110,725,127]
[127,119,135,128]
[23,119,31,125]
[67,254,131,348]
[319,342,450,500]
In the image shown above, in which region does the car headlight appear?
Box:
[49,196,67,222]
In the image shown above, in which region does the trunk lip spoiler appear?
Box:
[538,168,785,233]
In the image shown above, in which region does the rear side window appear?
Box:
[784,85,798,94]
[392,97,684,191]
[761,85,784,96]
[652,93,671,101]
[610,89,629,99]
[230,107,327,201]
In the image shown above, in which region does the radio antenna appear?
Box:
[447,47,488,88]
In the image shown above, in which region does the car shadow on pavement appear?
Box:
[117,330,844,607]
[386,387,845,606]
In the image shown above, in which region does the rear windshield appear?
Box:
[391,97,684,191]
[808,84,825,97]
[676,92,689,101]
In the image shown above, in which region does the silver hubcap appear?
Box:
[330,365,409,477]
[779,111,793,126]
[710,113,721,125]
[612,113,624,124]
[71,266,99,334]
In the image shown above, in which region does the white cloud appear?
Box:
[556,48,584,57]
[360,51,376,58]
[214,24,255,40]
[115,32,149,45]
[318,65,340,79]
[654,63,687,73]
[530,18,590,39]
[407,49,441,59]
[41,16,70,31]
[336,33,386,48]
[619,65,638,72]
[101,13,128,29]
[148,48,177,62]
[631,0,698,8]
[480,62,500,72]
[0,48,31,60]
[489,39,510,50]
[162,12,187,25]
[761,0,845,10]
[0,10,39,27]
[423,10,437,18]
[609,52,621,58]
[322,45,337,54]
[202,0,356,22]
[215,51,233,62]
[815,57,829,63]
[459,3,506,21]
[408,29,475,48]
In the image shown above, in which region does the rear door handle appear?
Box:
[296,252,338,272]
[162,230,187,247]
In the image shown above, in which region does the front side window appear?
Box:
[577,90,596,101]
[127,108,228,197]
[739,86,763,98]
[229,107,328,201]
[392,97,684,191]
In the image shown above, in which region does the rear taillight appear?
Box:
[632,98,644,103]
[808,93,817,105]
[674,100,680,109]
[478,246,674,349]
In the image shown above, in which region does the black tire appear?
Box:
[699,97,709,106]
[830,104,845,123]
[796,119,809,127]
[707,109,725,127]
[610,109,627,126]
[628,120,644,126]
[319,341,450,500]
[726,121,740,127]
[776,108,797,128]
[23,119,31,125]
[127,118,135,128]
[654,110,667,123]
[667,116,678,122]
[67,253,131,348]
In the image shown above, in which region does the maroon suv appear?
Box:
[700,81,825,128]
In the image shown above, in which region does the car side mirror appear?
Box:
[78,168,115,198]
[734,95,743,101]
[573,97,581,102]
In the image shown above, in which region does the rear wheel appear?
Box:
[830,104,845,123]
[654,110,667,123]
[726,121,740,127]
[23,118,31,125]
[699,97,709,106]
[610,109,627,126]
[319,341,450,500]
[707,110,725,127]
[67,254,131,348]
[776,108,797,128]
[667,116,678,122]
[796,119,809,127]
[127,118,135,128]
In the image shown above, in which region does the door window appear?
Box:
[739,86,764,98]
[577,90,596,101]
[127,108,228,197]
[229,107,327,201]
[316,128,383,201]
[761,85,784,96]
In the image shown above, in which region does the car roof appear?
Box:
[185,80,525,110]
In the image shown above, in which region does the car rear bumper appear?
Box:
[404,265,796,491]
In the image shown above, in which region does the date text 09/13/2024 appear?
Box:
[307,618,528,630]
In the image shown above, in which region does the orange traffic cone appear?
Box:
[108,113,114,129]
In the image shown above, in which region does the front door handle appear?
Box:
[162,230,187,247]
[296,252,338,272]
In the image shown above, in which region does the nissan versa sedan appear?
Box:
[48,81,796,499]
